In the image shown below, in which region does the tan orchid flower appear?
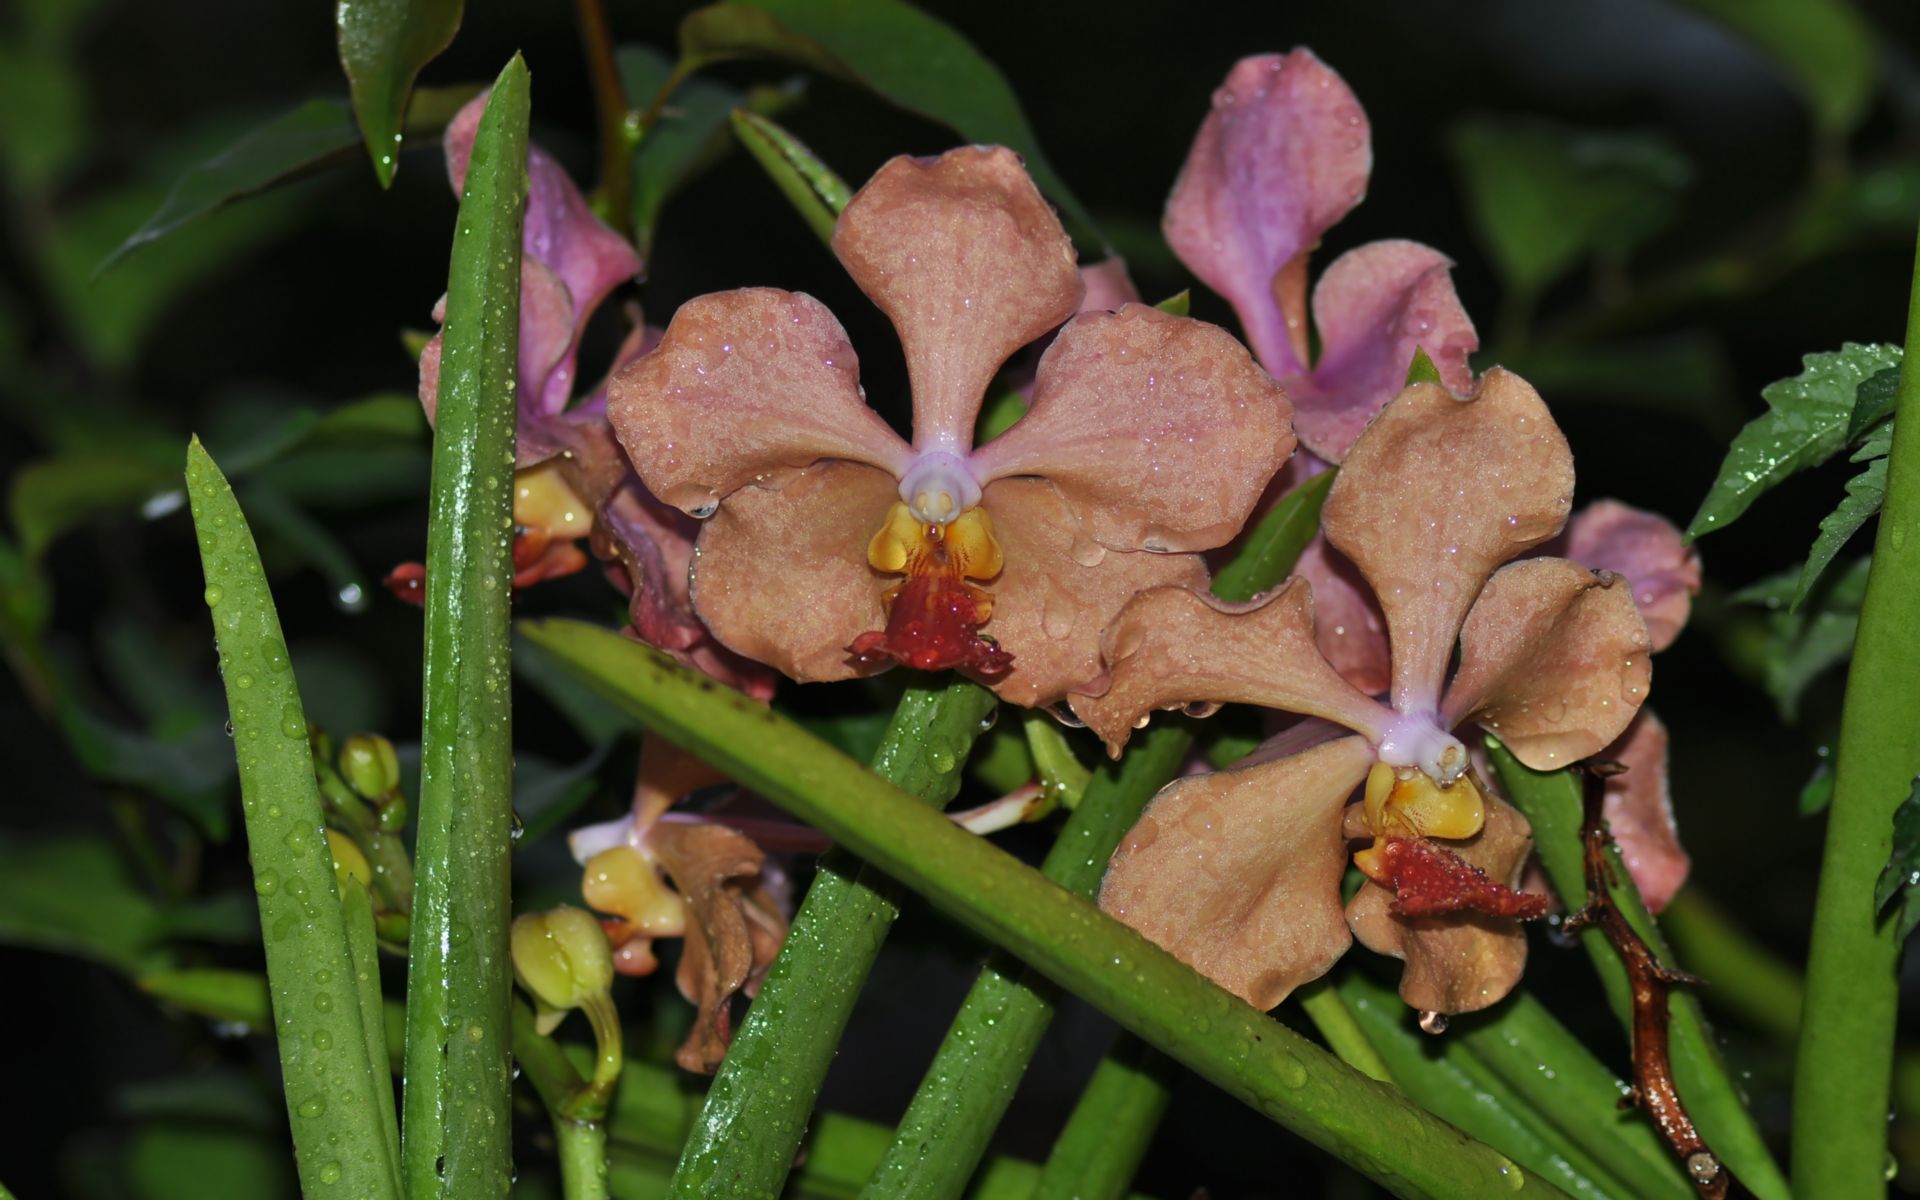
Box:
[1080,370,1653,1015]
[608,146,1293,709]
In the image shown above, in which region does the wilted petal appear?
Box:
[1293,240,1477,461]
[1601,711,1689,912]
[969,304,1294,553]
[833,147,1082,452]
[1293,537,1390,696]
[1100,735,1374,1010]
[1559,500,1701,653]
[980,477,1208,709]
[689,460,895,684]
[1442,558,1651,772]
[1323,370,1573,716]
[1075,579,1393,758]
[1347,788,1534,1013]
[649,820,787,1073]
[1163,50,1370,379]
[609,289,915,515]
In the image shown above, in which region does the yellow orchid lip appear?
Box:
[515,460,593,540]
[1353,761,1486,881]
[851,502,1013,675]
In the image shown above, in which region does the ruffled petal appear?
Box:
[1322,369,1574,716]
[1442,558,1652,772]
[832,147,1082,453]
[1292,240,1478,461]
[608,288,914,516]
[969,304,1293,552]
[1162,50,1370,379]
[1293,536,1390,696]
[1600,711,1689,912]
[1559,500,1701,653]
[688,461,896,683]
[1099,735,1374,1011]
[1346,788,1534,1013]
[1075,578,1394,756]
[979,478,1208,709]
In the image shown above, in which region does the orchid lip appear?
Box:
[1375,711,1468,785]
[898,450,983,526]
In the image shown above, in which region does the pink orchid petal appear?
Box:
[1322,369,1574,716]
[598,481,706,654]
[1078,257,1142,313]
[687,461,896,684]
[1293,240,1478,461]
[1292,536,1391,696]
[1099,735,1374,1011]
[1559,500,1702,653]
[444,94,643,419]
[1442,558,1652,773]
[1163,50,1370,379]
[1073,580,1394,758]
[608,288,915,516]
[1601,711,1689,912]
[1345,788,1534,1014]
[977,477,1208,709]
[969,304,1294,553]
[833,147,1083,454]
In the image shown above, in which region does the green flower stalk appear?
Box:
[512,906,625,1107]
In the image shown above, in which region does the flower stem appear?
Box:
[665,675,998,1200]
[1294,979,1392,1082]
[1029,1033,1176,1200]
[1792,217,1920,1195]
[574,0,634,237]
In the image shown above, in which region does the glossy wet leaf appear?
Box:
[336,0,464,187]
[679,0,1099,246]
[1732,555,1871,721]
[1689,343,1902,539]
[185,439,402,1200]
[1846,365,1900,443]
[1670,0,1878,137]
[1451,119,1689,297]
[1795,436,1889,606]
[1874,776,1920,943]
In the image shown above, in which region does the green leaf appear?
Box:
[1689,343,1904,538]
[336,0,463,187]
[730,108,851,245]
[10,445,178,560]
[680,0,1100,247]
[1733,556,1872,721]
[185,438,402,1200]
[1669,0,1878,137]
[1800,758,1836,816]
[237,481,372,613]
[516,633,640,745]
[1874,777,1920,942]
[0,38,85,191]
[1209,468,1336,603]
[0,835,169,973]
[1794,449,1888,607]
[522,619,1551,1198]
[399,57,527,1199]
[1846,365,1900,443]
[1450,120,1689,297]
[126,1123,295,1200]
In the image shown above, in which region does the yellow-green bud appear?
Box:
[340,734,401,801]
[327,830,372,893]
[512,906,615,1035]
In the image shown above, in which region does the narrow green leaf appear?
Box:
[523,619,1556,1198]
[336,0,464,187]
[1029,1034,1174,1200]
[1487,741,1790,1200]
[1688,343,1903,538]
[680,0,1100,247]
[1793,452,1887,606]
[1209,468,1336,603]
[399,56,527,1200]
[0,835,171,972]
[343,882,402,1186]
[1846,365,1901,443]
[10,446,177,560]
[730,108,851,246]
[1669,0,1878,137]
[184,439,402,1200]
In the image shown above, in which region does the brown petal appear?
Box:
[1293,536,1391,696]
[968,304,1294,553]
[1560,499,1701,653]
[689,461,895,683]
[1073,578,1394,757]
[1346,788,1534,1014]
[1099,736,1374,1010]
[648,821,783,1074]
[1442,558,1651,773]
[608,288,913,516]
[833,147,1082,452]
[1600,711,1689,913]
[980,478,1208,709]
[1322,369,1574,715]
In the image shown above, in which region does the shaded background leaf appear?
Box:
[336,0,464,187]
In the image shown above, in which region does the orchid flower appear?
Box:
[1079,370,1653,1015]
[407,93,773,696]
[1165,49,1478,464]
[608,146,1292,708]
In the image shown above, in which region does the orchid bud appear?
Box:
[327,830,372,893]
[340,734,401,801]
[512,906,615,1035]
